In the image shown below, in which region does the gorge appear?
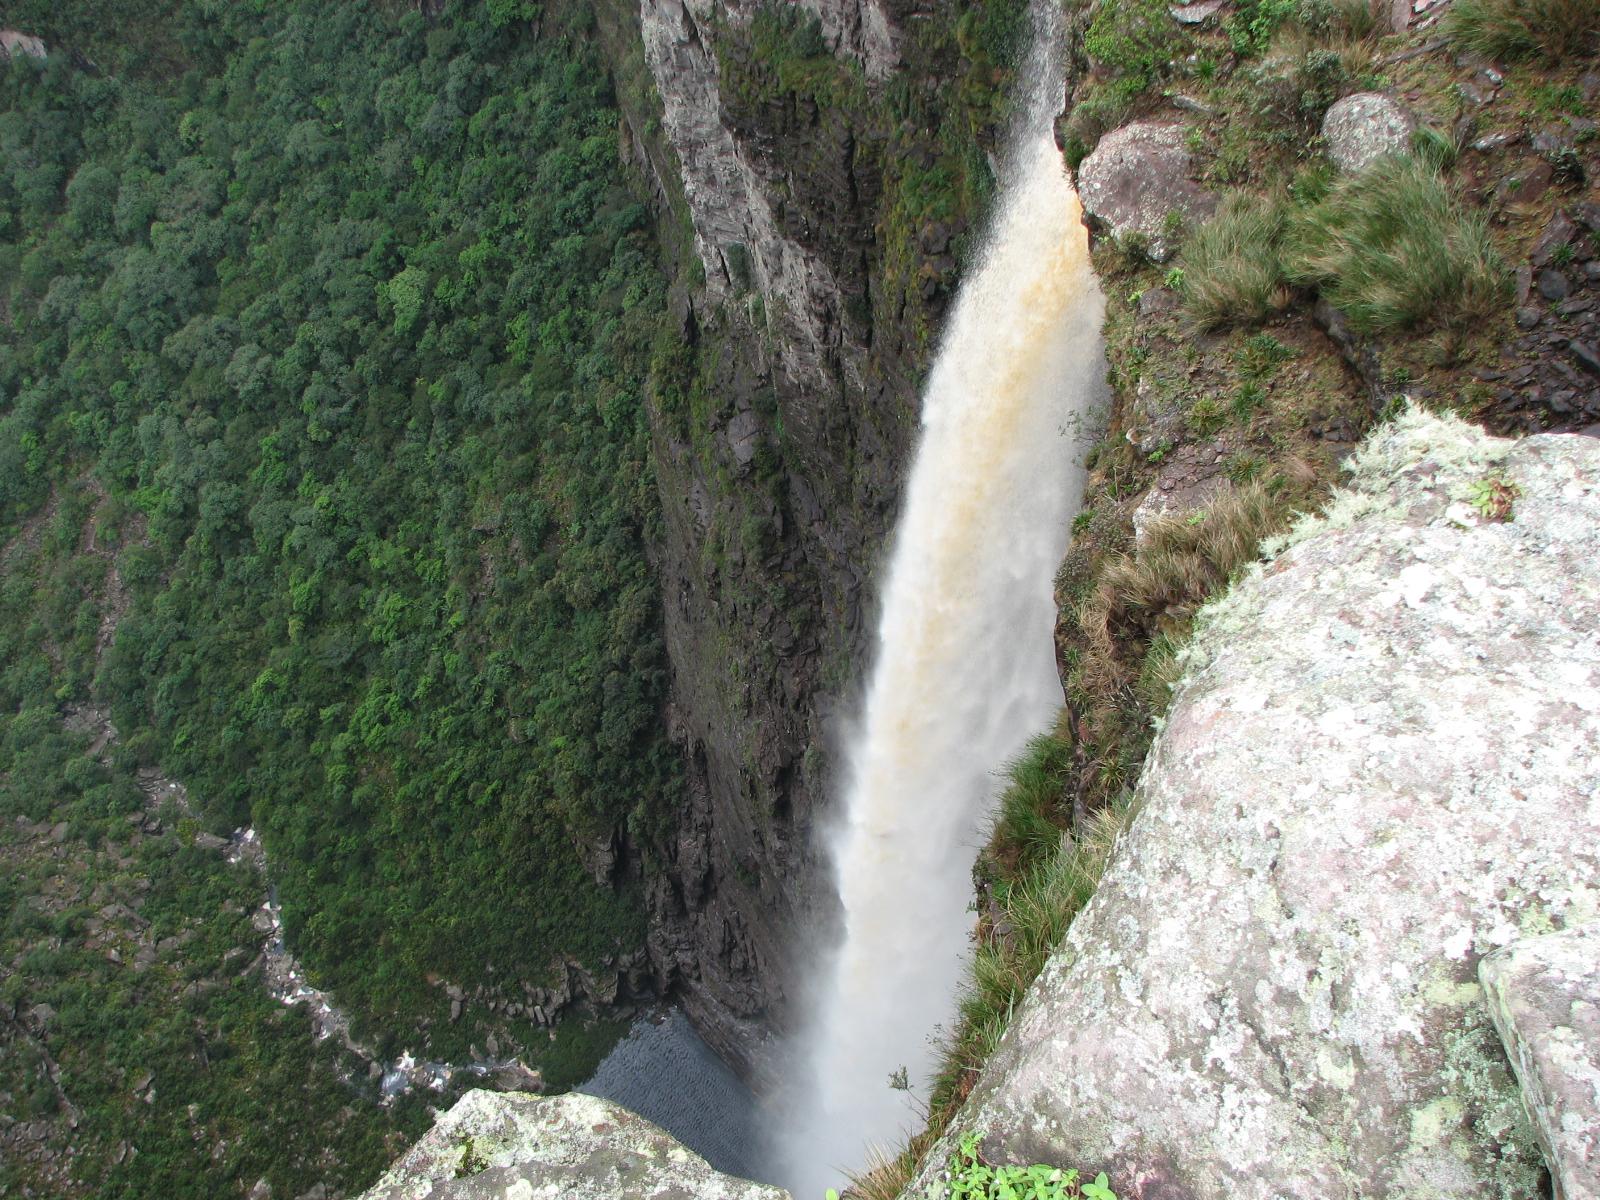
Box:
[773,0,1104,1189]
[3,1,1599,1199]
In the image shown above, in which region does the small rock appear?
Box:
[1137,286,1180,318]
[1322,93,1415,174]
[1571,341,1600,379]
[0,30,47,60]
[449,998,462,1022]
[1532,125,1574,156]
[1495,161,1553,206]
[1586,263,1600,285]
[1472,130,1518,152]
[1170,94,1218,117]
[1169,0,1224,23]
[1515,264,1533,305]
[1531,212,1577,268]
[50,822,69,842]
[1480,927,1600,1200]
[1457,80,1494,107]
[724,410,761,467]
[1539,270,1571,302]
[248,1178,273,1200]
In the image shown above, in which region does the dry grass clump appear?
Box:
[1076,481,1289,694]
[1445,0,1600,62]
[1181,193,1293,330]
[1283,156,1509,333]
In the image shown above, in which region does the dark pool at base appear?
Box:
[577,1008,772,1185]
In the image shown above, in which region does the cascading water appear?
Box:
[774,4,1106,1194]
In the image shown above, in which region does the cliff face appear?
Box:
[591,0,1037,1069]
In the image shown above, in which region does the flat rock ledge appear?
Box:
[355,1090,787,1200]
[907,408,1600,1200]
[1481,927,1600,1200]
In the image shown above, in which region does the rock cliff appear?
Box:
[589,0,1040,1070]
[909,409,1600,1200]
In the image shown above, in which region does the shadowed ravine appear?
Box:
[772,3,1108,1193]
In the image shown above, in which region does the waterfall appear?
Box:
[773,3,1106,1195]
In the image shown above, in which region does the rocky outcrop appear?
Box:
[0,29,47,60]
[637,0,856,390]
[354,1090,788,1200]
[1077,122,1215,261]
[1481,927,1600,1200]
[913,409,1600,1200]
[1322,93,1415,174]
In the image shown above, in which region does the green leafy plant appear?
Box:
[1468,475,1521,521]
[455,1136,489,1178]
[927,1131,1119,1200]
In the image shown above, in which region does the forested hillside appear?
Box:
[1,1,678,1192]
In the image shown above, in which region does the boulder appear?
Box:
[1481,927,1600,1200]
[1322,93,1415,173]
[0,30,46,61]
[912,409,1600,1200]
[355,1090,788,1200]
[1077,123,1215,262]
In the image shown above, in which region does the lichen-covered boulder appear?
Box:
[356,1090,788,1200]
[1077,123,1215,261]
[1322,93,1415,173]
[1481,927,1600,1200]
[910,409,1600,1200]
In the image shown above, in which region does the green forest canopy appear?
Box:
[0,0,679,1027]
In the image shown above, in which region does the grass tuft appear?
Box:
[929,801,1129,1124]
[990,733,1075,869]
[1076,482,1291,697]
[1180,192,1292,329]
[1444,0,1600,62]
[1283,156,1509,333]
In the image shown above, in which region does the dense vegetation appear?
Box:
[0,0,675,1065]
[0,678,431,1198]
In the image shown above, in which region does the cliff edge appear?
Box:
[909,409,1600,1199]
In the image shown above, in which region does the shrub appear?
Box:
[1283,156,1510,332]
[1179,192,1291,330]
[929,1132,1119,1200]
[1444,0,1600,62]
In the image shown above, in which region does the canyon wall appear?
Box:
[590,0,1046,1070]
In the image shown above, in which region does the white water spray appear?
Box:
[774,5,1105,1194]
